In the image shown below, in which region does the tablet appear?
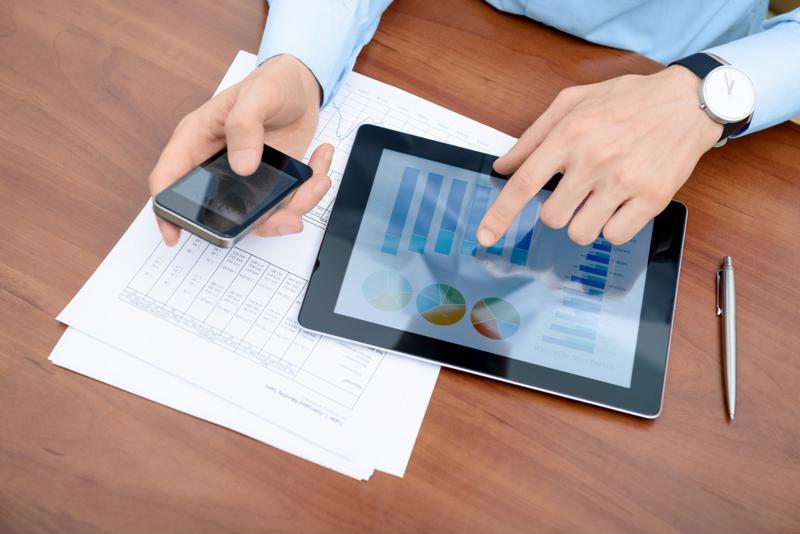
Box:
[299,125,686,418]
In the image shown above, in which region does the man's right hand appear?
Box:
[149,54,332,245]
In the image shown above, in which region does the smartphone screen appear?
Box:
[156,146,312,241]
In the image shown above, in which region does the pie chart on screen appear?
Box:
[471,298,520,340]
[416,284,466,325]
[362,270,413,311]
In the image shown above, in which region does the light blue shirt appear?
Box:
[258,1,800,135]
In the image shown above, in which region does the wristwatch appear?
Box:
[670,53,756,146]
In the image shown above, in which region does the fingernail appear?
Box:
[277,224,297,235]
[477,228,496,246]
[228,148,258,174]
[322,144,333,159]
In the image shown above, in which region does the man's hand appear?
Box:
[149,55,331,246]
[478,66,722,247]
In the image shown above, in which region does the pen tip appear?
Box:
[729,412,735,421]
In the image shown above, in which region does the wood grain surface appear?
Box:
[1,0,798,531]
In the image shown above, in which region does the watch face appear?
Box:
[702,65,756,123]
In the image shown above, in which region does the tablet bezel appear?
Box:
[299,125,686,418]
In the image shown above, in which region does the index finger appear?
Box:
[251,143,333,237]
[477,136,564,246]
[279,143,334,216]
[494,85,584,175]
[148,90,235,244]
[148,90,235,197]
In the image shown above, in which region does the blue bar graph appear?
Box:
[563,297,602,313]
[586,252,610,265]
[486,233,506,256]
[563,286,602,299]
[510,200,540,266]
[543,237,613,355]
[381,167,420,255]
[434,179,467,255]
[550,323,597,340]
[579,264,608,277]
[570,275,606,290]
[379,171,547,266]
[555,310,600,327]
[459,184,492,256]
[408,173,443,253]
[592,241,612,253]
[542,335,594,353]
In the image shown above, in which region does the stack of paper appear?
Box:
[51,51,516,479]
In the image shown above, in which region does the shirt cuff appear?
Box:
[705,9,800,136]
[257,0,390,107]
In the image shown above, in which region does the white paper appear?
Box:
[58,200,441,466]
[50,328,373,479]
[53,50,518,478]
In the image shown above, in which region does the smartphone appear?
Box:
[153,144,313,247]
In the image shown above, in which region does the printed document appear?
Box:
[53,50,516,478]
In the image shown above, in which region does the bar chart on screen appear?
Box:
[542,237,614,355]
[379,165,542,267]
[368,153,650,366]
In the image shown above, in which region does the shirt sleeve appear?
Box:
[257,0,393,107]
[705,8,800,136]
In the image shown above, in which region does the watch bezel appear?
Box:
[699,65,756,124]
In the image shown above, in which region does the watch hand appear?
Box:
[724,72,735,96]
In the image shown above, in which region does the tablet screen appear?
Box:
[334,149,653,388]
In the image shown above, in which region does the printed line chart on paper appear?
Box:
[302,74,516,229]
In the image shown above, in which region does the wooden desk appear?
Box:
[2,0,799,530]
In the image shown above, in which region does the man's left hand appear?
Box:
[478,66,723,247]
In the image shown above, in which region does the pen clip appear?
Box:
[715,269,723,316]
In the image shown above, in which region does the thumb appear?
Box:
[494,85,584,175]
[224,79,284,176]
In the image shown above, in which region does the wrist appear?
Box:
[659,65,723,149]
[261,54,323,108]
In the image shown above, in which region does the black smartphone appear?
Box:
[153,144,313,247]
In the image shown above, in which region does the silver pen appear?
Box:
[716,256,736,420]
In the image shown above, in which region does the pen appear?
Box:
[716,256,736,421]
